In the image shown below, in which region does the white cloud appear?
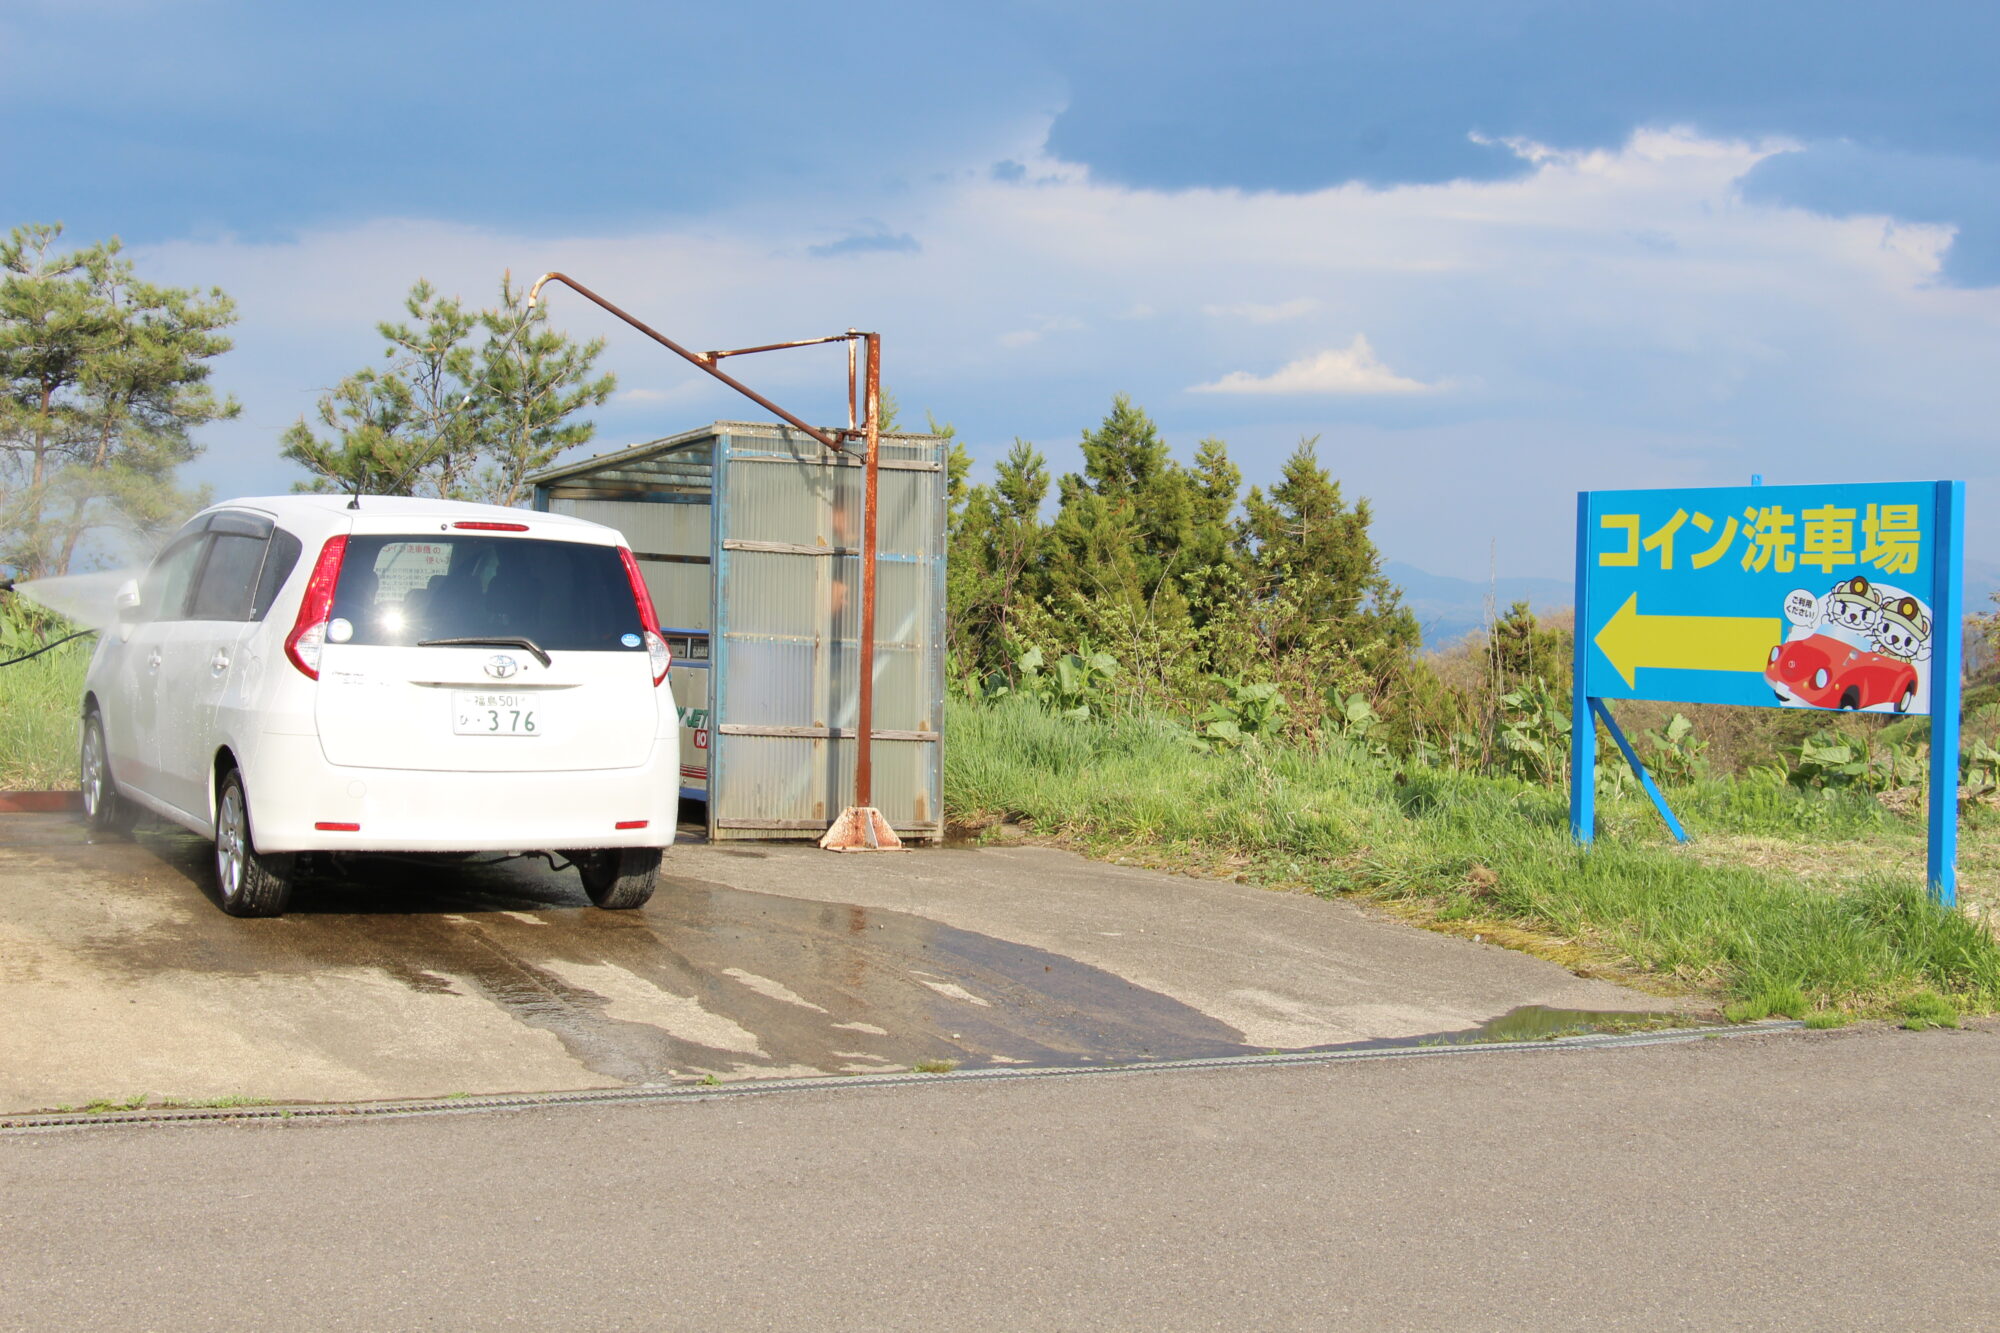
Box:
[1203,298,1320,323]
[1190,335,1437,395]
[997,314,1084,348]
[131,123,2000,579]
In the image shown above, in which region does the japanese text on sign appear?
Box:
[1598,503,1921,576]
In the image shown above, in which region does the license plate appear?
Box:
[452,691,544,737]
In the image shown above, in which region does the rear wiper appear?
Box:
[417,636,553,668]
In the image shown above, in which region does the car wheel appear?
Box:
[570,848,661,909]
[79,711,138,835]
[213,769,295,918]
[1896,684,1917,714]
[1839,687,1861,711]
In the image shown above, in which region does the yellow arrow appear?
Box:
[1592,593,1784,690]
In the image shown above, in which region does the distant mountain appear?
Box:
[1382,561,1571,650]
[1386,558,2000,653]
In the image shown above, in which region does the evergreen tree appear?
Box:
[282,275,614,504]
[0,223,237,577]
[1181,435,1247,619]
[1240,436,1416,660]
[948,439,1049,675]
[1045,395,1199,630]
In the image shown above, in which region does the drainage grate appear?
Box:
[0,1020,1805,1134]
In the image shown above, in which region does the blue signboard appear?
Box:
[1571,480,1966,902]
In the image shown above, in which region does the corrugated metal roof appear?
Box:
[527,421,944,488]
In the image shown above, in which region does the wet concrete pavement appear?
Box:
[0,813,1689,1112]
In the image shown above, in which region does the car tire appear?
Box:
[571,847,661,909]
[213,768,295,918]
[79,710,138,835]
[1896,684,1917,714]
[1839,687,1861,711]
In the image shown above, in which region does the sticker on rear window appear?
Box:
[621,633,641,647]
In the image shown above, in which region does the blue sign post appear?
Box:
[1572,480,1966,903]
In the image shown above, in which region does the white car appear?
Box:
[80,495,679,916]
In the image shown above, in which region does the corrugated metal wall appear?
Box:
[531,421,945,842]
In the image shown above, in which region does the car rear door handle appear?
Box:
[146,650,162,673]
[210,651,231,673]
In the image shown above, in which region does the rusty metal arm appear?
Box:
[526,270,900,851]
[704,333,859,359]
[526,272,854,453]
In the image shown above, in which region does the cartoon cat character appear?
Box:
[1871,594,1932,662]
[1821,576,1882,635]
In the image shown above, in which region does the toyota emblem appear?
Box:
[484,654,520,680]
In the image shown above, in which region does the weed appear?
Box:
[1724,985,1807,1023]
[912,1058,959,1074]
[0,602,92,789]
[1897,991,1960,1031]
[82,1093,149,1114]
[699,1073,720,1087]
[1803,1010,1852,1030]
[945,695,2000,1013]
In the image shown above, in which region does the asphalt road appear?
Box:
[5,1023,1997,1330]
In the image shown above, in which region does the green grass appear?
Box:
[0,612,93,789]
[945,695,2000,1018]
[1897,991,1960,1031]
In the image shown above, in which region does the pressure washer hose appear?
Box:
[0,580,99,668]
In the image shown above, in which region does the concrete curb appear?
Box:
[0,1020,1805,1134]
[0,791,82,814]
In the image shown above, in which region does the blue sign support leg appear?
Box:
[1592,699,1689,843]
[1571,491,1595,844]
[1571,692,1596,844]
[1926,480,1966,905]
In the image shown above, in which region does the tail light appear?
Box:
[617,545,671,686]
[285,535,349,679]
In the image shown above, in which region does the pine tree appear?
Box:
[948,439,1049,676]
[282,275,614,503]
[0,223,238,577]
[1045,395,1199,632]
[1240,436,1416,661]
[1181,435,1246,620]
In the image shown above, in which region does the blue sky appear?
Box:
[6,0,1997,582]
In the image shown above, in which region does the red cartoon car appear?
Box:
[1765,633,1919,713]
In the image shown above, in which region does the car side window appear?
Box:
[189,532,270,622]
[250,528,303,622]
[139,535,208,624]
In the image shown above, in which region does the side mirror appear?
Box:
[114,580,142,621]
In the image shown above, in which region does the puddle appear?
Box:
[1380,1004,1693,1049]
[1464,1004,1687,1043]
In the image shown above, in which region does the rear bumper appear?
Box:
[241,733,680,854]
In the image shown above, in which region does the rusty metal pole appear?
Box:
[857,333,881,809]
[819,332,901,850]
[523,271,902,850]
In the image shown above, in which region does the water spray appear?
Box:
[0,570,133,668]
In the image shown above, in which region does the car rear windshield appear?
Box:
[329,535,645,652]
